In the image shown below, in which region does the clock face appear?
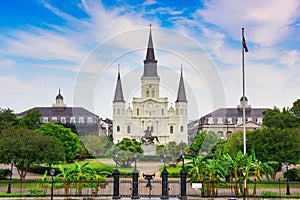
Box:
[147,102,153,108]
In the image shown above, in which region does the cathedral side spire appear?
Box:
[113,66,125,102]
[143,24,158,77]
[176,67,187,103]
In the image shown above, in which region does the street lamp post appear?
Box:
[131,152,139,199]
[7,158,14,194]
[50,168,55,200]
[285,160,290,195]
[161,151,169,199]
[113,151,120,199]
[180,152,187,200]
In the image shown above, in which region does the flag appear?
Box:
[243,36,248,52]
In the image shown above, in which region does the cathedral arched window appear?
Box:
[137,108,139,116]
[127,125,131,133]
[117,108,120,115]
[146,90,150,97]
[162,109,164,116]
[151,89,155,97]
[180,125,184,132]
[170,126,174,134]
[117,126,120,132]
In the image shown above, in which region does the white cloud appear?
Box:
[197,0,300,46]
[279,50,299,67]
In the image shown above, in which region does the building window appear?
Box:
[227,117,232,124]
[52,117,58,122]
[247,117,252,122]
[217,118,223,124]
[79,117,84,124]
[117,108,120,115]
[60,117,66,123]
[117,126,120,132]
[70,117,76,124]
[237,118,243,124]
[170,126,174,134]
[87,117,93,124]
[151,89,155,97]
[180,126,184,132]
[162,109,164,116]
[151,126,153,132]
[146,90,150,97]
[208,117,214,124]
[137,109,139,116]
[257,118,263,124]
[218,131,224,138]
[226,131,232,137]
[127,125,131,133]
[42,117,48,123]
[149,111,151,116]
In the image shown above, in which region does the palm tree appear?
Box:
[186,153,212,196]
[251,151,277,196]
[57,165,72,196]
[204,157,226,197]
[68,162,96,195]
[223,151,247,196]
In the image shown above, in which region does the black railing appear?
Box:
[0,179,299,198]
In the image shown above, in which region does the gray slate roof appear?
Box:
[200,107,267,124]
[17,107,99,118]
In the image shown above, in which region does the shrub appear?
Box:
[283,167,300,181]
[0,169,11,180]
[261,191,278,197]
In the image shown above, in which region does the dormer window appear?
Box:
[52,117,58,122]
[42,117,48,123]
[227,117,232,124]
[247,117,252,122]
[237,118,243,124]
[217,117,223,124]
[70,117,76,124]
[257,118,263,124]
[208,117,214,124]
[60,117,66,123]
[87,117,93,124]
[79,117,84,124]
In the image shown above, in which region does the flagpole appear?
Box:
[242,27,247,199]
[242,27,246,155]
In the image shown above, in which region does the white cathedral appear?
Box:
[112,28,188,145]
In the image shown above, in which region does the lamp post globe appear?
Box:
[50,168,55,200]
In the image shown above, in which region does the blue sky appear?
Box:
[0,0,299,120]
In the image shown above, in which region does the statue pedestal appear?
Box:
[142,144,156,156]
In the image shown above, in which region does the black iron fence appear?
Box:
[0,179,299,198]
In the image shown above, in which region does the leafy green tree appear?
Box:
[81,135,113,157]
[249,127,300,179]
[37,123,81,162]
[222,131,244,157]
[18,109,42,130]
[106,138,143,167]
[0,108,18,130]
[263,107,297,129]
[0,128,65,179]
[187,131,207,155]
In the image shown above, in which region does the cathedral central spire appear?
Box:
[143,24,158,77]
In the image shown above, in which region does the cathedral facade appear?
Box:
[112,29,188,144]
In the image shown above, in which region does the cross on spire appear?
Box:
[148,23,152,31]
